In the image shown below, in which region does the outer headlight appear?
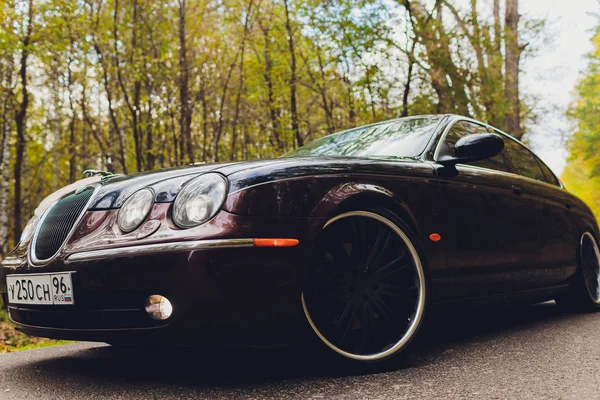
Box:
[172,173,228,228]
[20,215,39,243]
[118,189,155,233]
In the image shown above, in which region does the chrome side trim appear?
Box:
[0,257,24,267]
[452,164,566,192]
[65,239,255,264]
[30,185,101,266]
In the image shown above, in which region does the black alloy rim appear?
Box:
[581,233,600,303]
[302,212,424,359]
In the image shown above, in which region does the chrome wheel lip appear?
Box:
[580,232,600,305]
[301,210,427,362]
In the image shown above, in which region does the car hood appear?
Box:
[87,156,425,209]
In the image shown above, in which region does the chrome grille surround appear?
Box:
[29,185,100,265]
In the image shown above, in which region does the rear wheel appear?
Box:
[301,209,427,363]
[556,232,600,311]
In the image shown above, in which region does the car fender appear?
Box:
[310,181,420,234]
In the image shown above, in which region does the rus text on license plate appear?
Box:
[6,273,75,305]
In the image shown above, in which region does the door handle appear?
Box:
[511,185,523,195]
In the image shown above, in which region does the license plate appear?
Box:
[6,273,75,306]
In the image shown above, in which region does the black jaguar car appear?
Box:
[1,114,599,364]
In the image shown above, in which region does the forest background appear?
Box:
[0,1,599,283]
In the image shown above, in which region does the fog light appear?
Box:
[145,295,173,321]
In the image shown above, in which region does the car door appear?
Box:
[433,120,544,298]
[499,137,579,288]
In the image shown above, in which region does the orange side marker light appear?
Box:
[429,233,442,242]
[253,238,299,247]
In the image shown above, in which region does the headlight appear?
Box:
[118,189,155,233]
[20,215,39,243]
[172,173,227,228]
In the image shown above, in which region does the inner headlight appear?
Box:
[172,173,228,228]
[118,189,155,233]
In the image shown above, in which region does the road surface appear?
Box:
[1,302,600,399]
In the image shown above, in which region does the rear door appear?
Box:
[434,120,541,298]
[499,137,578,287]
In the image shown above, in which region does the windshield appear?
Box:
[283,116,442,159]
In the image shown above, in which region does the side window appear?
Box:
[502,139,546,182]
[443,121,511,173]
[534,156,561,186]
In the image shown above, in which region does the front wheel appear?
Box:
[301,209,428,363]
[556,232,600,312]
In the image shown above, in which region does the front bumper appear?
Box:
[1,217,322,346]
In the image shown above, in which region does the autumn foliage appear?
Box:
[0,0,534,254]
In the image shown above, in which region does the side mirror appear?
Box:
[439,133,504,165]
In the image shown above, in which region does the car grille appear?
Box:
[33,188,95,261]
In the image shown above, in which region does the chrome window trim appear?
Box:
[441,158,567,193]
[451,164,565,191]
[418,115,451,160]
[29,185,101,266]
[65,238,256,264]
[431,116,564,190]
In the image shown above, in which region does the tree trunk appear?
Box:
[216,0,253,161]
[504,0,521,139]
[493,0,501,49]
[67,57,77,183]
[299,43,335,134]
[131,0,143,171]
[315,47,335,133]
[13,0,33,244]
[80,84,113,172]
[259,14,282,152]
[146,94,155,170]
[201,88,209,162]
[178,0,195,164]
[401,39,417,117]
[283,0,302,148]
[94,41,128,174]
[230,53,246,161]
[0,64,13,256]
[489,0,504,127]
[342,58,355,125]
[406,0,470,116]
[214,51,239,162]
[169,105,180,164]
[114,0,143,171]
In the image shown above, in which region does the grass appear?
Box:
[0,298,73,353]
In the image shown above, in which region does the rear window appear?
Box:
[502,139,546,182]
[534,156,561,186]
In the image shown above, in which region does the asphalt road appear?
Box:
[2,302,600,399]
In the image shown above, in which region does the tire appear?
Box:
[556,232,600,312]
[300,207,428,364]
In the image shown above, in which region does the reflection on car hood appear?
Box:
[88,156,422,209]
